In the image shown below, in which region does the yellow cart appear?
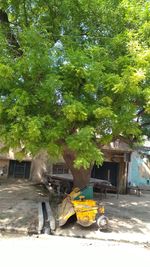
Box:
[58,187,108,229]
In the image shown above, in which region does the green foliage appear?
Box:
[63,102,87,122]
[0,0,150,171]
[93,107,114,119]
[66,126,103,168]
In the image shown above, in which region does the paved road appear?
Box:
[0,235,149,267]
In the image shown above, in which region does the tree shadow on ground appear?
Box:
[96,193,150,234]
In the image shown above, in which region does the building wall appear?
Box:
[0,143,131,193]
[0,159,9,179]
[128,151,150,186]
[30,152,49,183]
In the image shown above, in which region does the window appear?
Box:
[8,160,31,179]
[52,163,69,174]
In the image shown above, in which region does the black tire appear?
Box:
[60,182,72,194]
[96,215,109,230]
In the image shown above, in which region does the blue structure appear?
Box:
[128,149,150,186]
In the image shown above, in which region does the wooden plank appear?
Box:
[38,202,44,234]
[45,201,56,231]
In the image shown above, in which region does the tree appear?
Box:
[0,0,150,188]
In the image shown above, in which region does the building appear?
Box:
[0,140,132,193]
[46,140,132,193]
[0,149,32,180]
[128,145,150,187]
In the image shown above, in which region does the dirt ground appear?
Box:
[101,193,150,235]
[0,179,150,243]
[0,179,48,234]
[53,191,150,243]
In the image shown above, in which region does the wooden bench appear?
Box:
[93,183,118,199]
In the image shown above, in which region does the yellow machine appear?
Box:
[58,187,108,229]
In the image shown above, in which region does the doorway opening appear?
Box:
[8,160,31,179]
[91,162,119,186]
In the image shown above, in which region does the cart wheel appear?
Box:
[60,182,72,194]
[96,215,108,230]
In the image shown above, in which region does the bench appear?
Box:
[93,183,118,199]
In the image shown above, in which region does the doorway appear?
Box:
[91,162,119,186]
[8,160,31,179]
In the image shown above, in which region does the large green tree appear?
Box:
[0,0,150,187]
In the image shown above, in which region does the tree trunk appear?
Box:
[63,147,92,189]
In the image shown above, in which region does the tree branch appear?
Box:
[141,122,150,128]
[137,108,145,116]
[23,0,29,27]
[136,108,145,122]
[0,9,23,56]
